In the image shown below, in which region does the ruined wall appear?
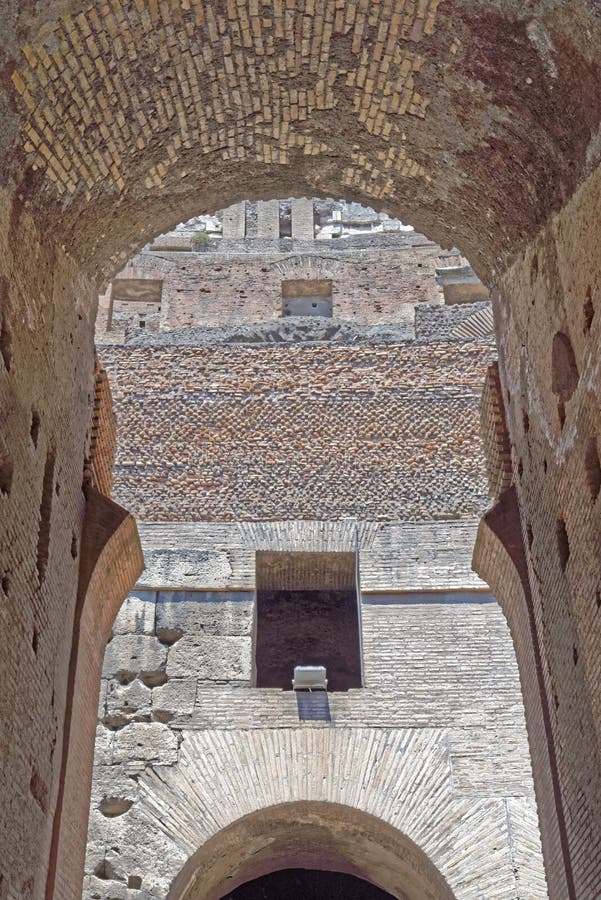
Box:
[101,341,493,522]
[474,164,601,900]
[96,237,443,340]
[84,521,546,899]
[0,189,99,898]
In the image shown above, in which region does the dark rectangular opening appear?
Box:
[254,551,361,691]
[281,279,333,317]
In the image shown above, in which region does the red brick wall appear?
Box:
[0,190,97,897]
[480,165,601,900]
[96,243,443,338]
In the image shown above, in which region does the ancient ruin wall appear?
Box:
[101,341,494,522]
[476,165,601,900]
[84,521,546,900]
[0,190,100,898]
[96,237,444,339]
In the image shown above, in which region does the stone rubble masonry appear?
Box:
[101,341,494,523]
[83,519,546,899]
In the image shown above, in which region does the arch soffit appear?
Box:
[2,1,601,283]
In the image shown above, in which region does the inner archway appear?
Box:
[166,802,456,900]
[221,868,397,900]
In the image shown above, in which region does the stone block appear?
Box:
[112,722,179,765]
[103,635,167,679]
[156,590,253,636]
[166,635,251,681]
[112,590,157,635]
[152,677,197,717]
[139,549,234,589]
[94,724,114,766]
[105,678,152,714]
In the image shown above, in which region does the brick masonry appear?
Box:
[0,1,600,897]
[83,519,546,899]
[101,341,494,523]
[96,234,445,340]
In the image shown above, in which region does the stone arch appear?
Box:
[130,727,539,898]
[166,802,456,900]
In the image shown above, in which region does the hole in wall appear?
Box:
[573,645,578,665]
[530,253,538,282]
[152,709,174,724]
[32,628,38,655]
[36,447,55,584]
[543,458,548,474]
[101,713,129,730]
[156,626,183,645]
[556,518,570,572]
[1,572,10,595]
[138,670,169,688]
[523,411,529,433]
[29,767,48,813]
[128,876,142,890]
[585,437,601,502]
[0,454,13,497]
[0,313,13,372]
[517,459,524,479]
[30,410,40,448]
[98,797,133,818]
[71,532,79,559]
[551,331,579,415]
[583,287,594,333]
[94,861,116,881]
[596,591,601,610]
[115,669,136,686]
[527,524,534,549]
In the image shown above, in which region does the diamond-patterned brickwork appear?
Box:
[101,341,494,522]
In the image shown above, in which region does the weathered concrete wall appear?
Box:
[84,521,546,899]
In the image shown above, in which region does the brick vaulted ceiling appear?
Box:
[1,0,600,280]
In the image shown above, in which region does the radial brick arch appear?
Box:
[134,728,543,899]
[166,801,456,900]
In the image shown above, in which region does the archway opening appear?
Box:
[220,868,397,900]
[166,802,456,900]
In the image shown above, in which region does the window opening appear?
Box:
[254,551,362,691]
[281,279,333,317]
